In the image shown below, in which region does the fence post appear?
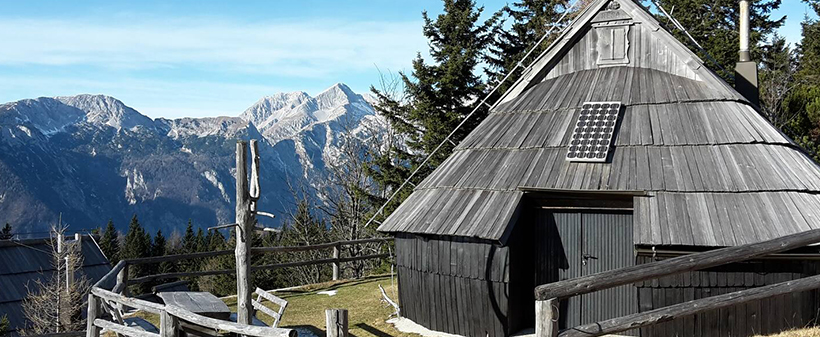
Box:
[535,298,559,337]
[325,309,348,337]
[117,264,129,296]
[86,295,101,337]
[160,310,178,337]
[332,244,340,281]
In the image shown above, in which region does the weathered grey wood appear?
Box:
[332,244,340,281]
[124,249,233,265]
[254,288,288,307]
[86,295,101,337]
[129,269,235,284]
[249,140,261,201]
[159,292,230,320]
[250,237,391,254]
[159,310,177,337]
[325,309,348,337]
[95,260,126,289]
[164,305,296,337]
[235,141,254,326]
[253,288,287,327]
[559,273,820,337]
[535,227,820,300]
[93,319,159,337]
[251,253,390,271]
[116,264,129,296]
[535,298,559,337]
[91,288,164,314]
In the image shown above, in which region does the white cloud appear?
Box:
[0,17,426,78]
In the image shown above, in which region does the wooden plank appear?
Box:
[165,305,296,337]
[559,273,820,337]
[535,227,820,300]
[535,298,559,337]
[91,288,164,314]
[93,319,159,337]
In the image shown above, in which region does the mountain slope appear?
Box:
[0,84,384,236]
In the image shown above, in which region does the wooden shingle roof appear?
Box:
[377,0,820,246]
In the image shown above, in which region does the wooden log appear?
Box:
[91,288,164,314]
[124,249,234,265]
[251,253,390,271]
[535,227,820,300]
[85,295,101,337]
[250,237,391,254]
[160,310,177,337]
[325,309,348,337]
[249,140,261,201]
[93,319,159,337]
[165,305,296,337]
[535,298,559,337]
[129,269,235,284]
[332,244,340,281]
[559,274,820,337]
[235,141,254,326]
[95,261,127,289]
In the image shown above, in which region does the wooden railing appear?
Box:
[86,237,392,337]
[533,228,820,337]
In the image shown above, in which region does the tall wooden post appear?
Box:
[235,141,254,326]
[325,309,348,337]
[535,298,559,337]
[332,244,340,281]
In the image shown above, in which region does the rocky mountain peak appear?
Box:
[56,94,153,130]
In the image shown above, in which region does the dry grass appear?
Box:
[758,327,820,337]
[223,275,417,337]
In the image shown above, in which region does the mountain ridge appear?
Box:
[0,83,384,236]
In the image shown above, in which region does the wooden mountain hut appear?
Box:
[377,0,820,336]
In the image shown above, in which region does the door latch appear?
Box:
[582,253,598,266]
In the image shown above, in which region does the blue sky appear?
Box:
[0,0,814,119]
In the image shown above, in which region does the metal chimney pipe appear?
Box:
[739,0,751,62]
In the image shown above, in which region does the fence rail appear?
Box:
[534,227,820,337]
[87,237,392,337]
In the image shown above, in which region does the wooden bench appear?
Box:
[251,287,288,328]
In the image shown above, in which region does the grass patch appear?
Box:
[223,275,417,337]
[758,328,820,337]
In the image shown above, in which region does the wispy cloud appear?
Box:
[0,17,426,78]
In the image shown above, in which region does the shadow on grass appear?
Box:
[354,323,394,337]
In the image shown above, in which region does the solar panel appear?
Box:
[566,101,622,162]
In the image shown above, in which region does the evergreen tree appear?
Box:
[99,220,120,264]
[0,223,11,240]
[646,0,784,82]
[182,220,197,254]
[195,228,206,252]
[151,229,174,276]
[486,0,568,94]
[0,314,9,337]
[121,215,152,294]
[368,0,499,213]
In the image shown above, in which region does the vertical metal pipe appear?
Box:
[739,0,751,61]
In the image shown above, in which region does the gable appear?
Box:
[497,0,743,106]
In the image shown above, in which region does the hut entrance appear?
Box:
[534,209,637,331]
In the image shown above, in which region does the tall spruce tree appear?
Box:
[368,0,499,213]
[486,0,568,94]
[645,0,784,82]
[121,215,152,294]
[0,223,12,240]
[99,220,120,264]
[781,0,820,160]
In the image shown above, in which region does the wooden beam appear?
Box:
[325,309,348,337]
[85,295,101,337]
[535,298,559,337]
[535,227,820,300]
[90,288,164,314]
[251,253,390,271]
[332,244,340,281]
[124,249,234,265]
[165,305,296,337]
[250,238,391,254]
[93,320,159,337]
[559,274,820,337]
[160,310,178,337]
[235,140,254,326]
[95,260,126,289]
[129,269,235,285]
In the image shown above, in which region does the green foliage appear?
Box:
[646,0,784,83]
[0,314,9,337]
[99,220,120,264]
[0,223,11,240]
[486,0,569,94]
[368,0,499,216]
[121,215,152,294]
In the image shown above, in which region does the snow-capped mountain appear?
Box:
[0,83,386,235]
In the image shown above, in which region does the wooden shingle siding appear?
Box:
[635,255,820,336]
[395,234,512,336]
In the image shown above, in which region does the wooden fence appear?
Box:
[86,237,392,337]
[533,228,820,337]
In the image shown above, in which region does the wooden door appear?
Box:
[536,210,637,331]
